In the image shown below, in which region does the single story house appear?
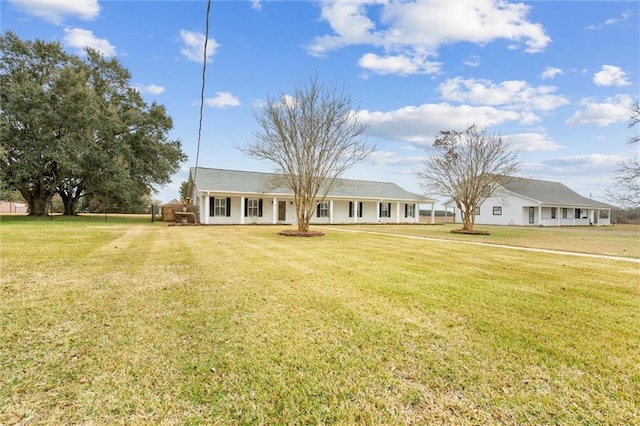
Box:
[444,176,614,226]
[187,167,436,225]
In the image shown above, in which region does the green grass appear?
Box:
[1,217,639,424]
[341,222,640,259]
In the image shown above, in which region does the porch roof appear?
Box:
[190,167,432,202]
[500,176,614,209]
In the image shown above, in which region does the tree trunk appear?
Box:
[460,208,474,231]
[62,197,81,216]
[26,193,52,216]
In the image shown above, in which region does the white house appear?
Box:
[187,167,436,225]
[444,176,614,226]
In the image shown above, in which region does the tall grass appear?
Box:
[1,218,638,424]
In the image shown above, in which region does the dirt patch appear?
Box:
[279,230,325,237]
[450,229,490,235]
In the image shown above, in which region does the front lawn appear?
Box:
[1,218,638,424]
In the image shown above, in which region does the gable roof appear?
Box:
[499,176,613,208]
[190,167,431,202]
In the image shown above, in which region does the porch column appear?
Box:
[376,202,380,222]
[202,193,209,224]
[354,200,358,223]
[396,202,401,223]
[430,202,435,224]
[329,200,334,224]
[538,206,542,226]
[240,196,245,224]
[272,197,277,224]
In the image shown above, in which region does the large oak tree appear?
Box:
[0,32,186,216]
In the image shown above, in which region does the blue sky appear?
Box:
[2,0,638,205]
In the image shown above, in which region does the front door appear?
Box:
[528,207,535,224]
[278,201,287,221]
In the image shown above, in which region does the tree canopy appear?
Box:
[240,76,374,233]
[417,125,520,232]
[0,31,186,216]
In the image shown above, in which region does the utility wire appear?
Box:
[192,0,211,193]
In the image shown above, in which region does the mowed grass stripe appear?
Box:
[1,221,639,424]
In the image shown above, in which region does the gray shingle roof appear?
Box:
[500,176,614,208]
[190,167,431,202]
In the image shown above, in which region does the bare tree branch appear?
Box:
[417,125,520,231]
[239,76,375,232]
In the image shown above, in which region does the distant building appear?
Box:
[444,176,613,226]
[0,201,27,214]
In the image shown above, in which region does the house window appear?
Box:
[210,197,231,217]
[349,201,363,218]
[317,201,329,218]
[405,203,415,218]
[482,185,491,197]
[551,207,557,219]
[245,198,263,217]
[380,202,391,218]
[575,208,582,219]
[475,207,480,216]
[493,206,502,215]
[529,207,535,224]
[562,208,568,219]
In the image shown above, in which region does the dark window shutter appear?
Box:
[258,199,263,217]
[210,197,215,217]
[226,197,231,217]
[317,202,321,217]
[379,203,382,217]
[359,202,363,217]
[244,198,248,217]
[405,204,408,218]
[349,201,353,218]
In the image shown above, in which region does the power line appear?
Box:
[192,0,211,193]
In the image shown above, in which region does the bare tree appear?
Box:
[607,101,640,208]
[241,76,374,233]
[417,125,520,232]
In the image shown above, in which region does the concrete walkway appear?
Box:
[324,227,640,264]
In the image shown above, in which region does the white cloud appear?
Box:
[541,154,625,171]
[307,0,551,75]
[250,0,262,11]
[505,133,563,152]
[438,77,569,111]
[179,29,219,63]
[541,66,563,80]
[357,103,525,147]
[604,11,633,25]
[367,151,424,167]
[593,65,630,87]
[587,11,634,29]
[9,0,100,25]
[358,53,441,75]
[566,95,634,126]
[63,28,116,57]
[132,84,165,95]
[204,92,240,108]
[463,55,481,67]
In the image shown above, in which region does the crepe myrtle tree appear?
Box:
[240,76,375,233]
[417,125,520,232]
